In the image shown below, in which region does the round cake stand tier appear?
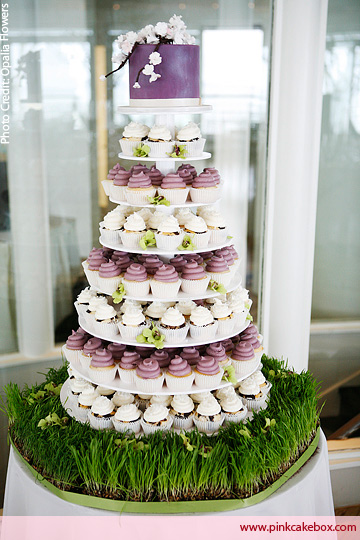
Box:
[80,269,242,302]
[105,192,220,209]
[118,152,211,162]
[64,351,262,396]
[77,316,250,349]
[117,105,212,115]
[99,237,233,255]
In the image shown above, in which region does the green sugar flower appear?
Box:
[112,283,125,304]
[139,230,156,250]
[166,144,187,159]
[136,325,165,349]
[133,143,150,157]
[147,195,170,206]
[177,235,196,251]
[209,279,227,294]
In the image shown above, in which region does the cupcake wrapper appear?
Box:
[135,373,165,393]
[88,411,114,430]
[93,319,119,339]
[193,413,224,434]
[175,138,206,158]
[165,371,195,391]
[82,263,99,288]
[231,357,258,377]
[233,311,247,327]
[262,381,272,394]
[101,179,112,196]
[185,230,211,250]
[123,278,150,297]
[222,408,248,424]
[76,405,92,424]
[190,186,220,204]
[147,140,174,158]
[112,417,142,434]
[157,187,190,205]
[189,321,218,341]
[125,187,156,205]
[118,367,137,385]
[205,271,232,287]
[74,303,89,317]
[180,275,210,295]
[208,228,228,245]
[109,184,127,202]
[79,353,92,370]
[150,279,181,299]
[83,311,95,330]
[155,232,184,251]
[119,230,146,249]
[160,324,189,344]
[241,395,268,412]
[97,275,122,295]
[118,322,149,340]
[140,415,173,435]
[63,347,81,364]
[100,227,121,245]
[194,368,223,389]
[171,413,194,430]
[120,139,145,156]
[215,317,236,337]
[88,365,117,384]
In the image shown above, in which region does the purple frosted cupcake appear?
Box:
[183,253,204,266]
[150,264,181,299]
[180,261,210,295]
[194,355,223,389]
[143,255,163,276]
[215,248,236,278]
[190,171,220,204]
[178,163,197,180]
[231,341,257,377]
[177,167,193,186]
[203,167,221,185]
[125,171,156,205]
[89,348,117,383]
[86,252,107,288]
[148,166,164,187]
[165,355,194,391]
[64,330,89,363]
[80,337,102,369]
[169,255,187,274]
[110,168,131,201]
[118,350,141,384]
[107,342,126,364]
[205,255,231,287]
[123,263,150,296]
[240,324,263,353]
[98,261,122,294]
[180,347,201,367]
[103,163,124,195]
[149,350,170,368]
[135,358,165,393]
[114,252,132,275]
[130,163,150,175]
[205,342,230,368]
[220,338,234,355]
[158,172,189,204]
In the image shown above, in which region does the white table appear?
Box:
[3,430,334,516]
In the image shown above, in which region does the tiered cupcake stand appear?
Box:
[61,105,262,427]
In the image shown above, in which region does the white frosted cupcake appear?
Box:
[145,302,167,325]
[183,215,210,249]
[189,306,218,341]
[150,394,173,407]
[93,304,119,338]
[77,387,99,423]
[100,210,125,245]
[75,287,97,316]
[194,356,223,389]
[221,394,247,424]
[148,210,167,232]
[159,307,188,344]
[119,213,147,248]
[88,396,115,430]
[125,171,156,205]
[157,173,190,205]
[210,299,235,336]
[215,385,237,401]
[141,404,173,434]
[165,355,195,391]
[237,378,267,411]
[248,370,272,395]
[111,391,135,409]
[119,121,150,155]
[170,394,195,429]
[68,378,93,408]
[83,295,108,329]
[203,209,228,244]
[228,296,247,328]
[123,263,150,296]
[118,307,148,340]
[155,215,184,251]
[193,397,224,433]
[112,403,142,434]
[175,207,194,229]
[147,125,174,157]
[190,391,213,403]
[175,122,206,157]
[175,299,197,320]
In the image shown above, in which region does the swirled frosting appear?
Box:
[120,299,141,313]
[148,125,171,142]
[124,263,148,282]
[145,302,167,319]
[215,385,236,400]
[205,343,228,364]
[88,296,108,312]
[192,172,217,189]
[205,256,229,273]
[137,208,154,224]
[127,171,152,189]
[136,358,161,379]
[197,397,221,416]
[240,334,261,350]
[160,173,186,189]
[178,163,197,179]
[167,355,191,377]
[238,378,261,397]
[220,338,234,353]
[228,245,239,260]
[153,265,179,283]
[210,300,232,319]
[77,287,97,304]
[171,394,194,414]
[195,355,220,376]
[66,330,88,350]
[107,163,124,180]
[150,394,172,406]
[148,166,164,186]
[175,208,194,226]
[177,168,193,185]
[184,253,204,265]
[157,216,181,234]
[249,370,266,386]
[122,122,149,139]
[69,378,92,394]
[82,337,102,356]
[215,248,234,267]
[99,261,121,278]
[107,342,126,360]
[180,347,200,366]
[181,261,207,281]
[115,254,132,273]
[176,300,197,316]
[91,396,115,416]
[94,304,117,322]
[78,388,99,408]
[148,350,170,368]
[190,391,213,403]
[203,167,221,184]
[161,307,185,327]
[148,211,167,230]
[177,122,201,141]
[184,215,207,234]
[114,169,131,186]
[204,210,226,229]
[112,391,134,407]
[130,163,150,175]
[231,341,255,361]
[119,350,140,370]
[169,255,187,273]
[221,394,244,413]
[189,306,214,327]
[240,323,258,338]
[91,348,114,368]
[124,213,146,232]
[143,404,169,423]
[121,307,145,326]
[114,403,141,422]
[88,254,107,271]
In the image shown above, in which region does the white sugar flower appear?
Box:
[166,27,174,39]
[112,52,126,65]
[99,75,106,81]
[149,72,161,83]
[173,32,184,44]
[116,35,125,48]
[146,32,158,44]
[169,14,186,30]
[183,32,195,45]
[133,82,141,89]
[155,21,168,37]
[149,52,162,65]
[126,31,138,45]
[121,40,133,54]
[142,63,154,75]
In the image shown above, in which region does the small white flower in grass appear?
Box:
[99,75,106,81]
[121,40,133,54]
[133,82,141,89]
[142,64,154,76]
[154,21,168,37]
[149,72,161,83]
[126,31,138,45]
[149,52,162,65]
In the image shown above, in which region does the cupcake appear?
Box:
[89,348,117,383]
[190,171,220,204]
[100,210,125,244]
[120,121,150,156]
[157,173,189,205]
[183,253,204,266]
[64,330,88,363]
[150,265,181,299]
[183,215,210,250]
[240,325,263,353]
[68,378,93,406]
[103,163,124,195]
[80,337,103,369]
[147,125,173,158]
[220,338,234,355]
[125,171,156,205]
[190,391,213,403]
[118,307,148,340]
[148,350,170,369]
[170,394,195,429]
[112,391,135,409]
[248,370,272,395]
[118,350,141,384]
[97,386,116,400]
[203,209,227,244]
[148,210,167,232]
[230,341,258,377]
[175,208,194,229]
[215,248,236,278]
[215,385,236,401]
[137,207,154,225]
[189,306,218,341]
[112,403,142,434]
[93,304,119,338]
[143,255,163,276]
[75,287,97,316]
[148,166,164,187]
[130,163,150,175]
[107,342,126,364]
[205,342,230,369]
[176,299,197,320]
[177,167,193,186]
[89,396,115,430]
[85,252,107,288]
[120,213,147,248]
[210,299,235,336]
[237,378,267,411]
[193,397,224,433]
[77,386,99,423]
[141,404,173,434]
[169,255,187,274]
[135,394,151,412]
[135,358,165,393]
[221,393,247,424]
[159,307,188,344]
[228,295,247,328]
[150,394,172,407]
[178,163,197,180]
[98,261,122,295]
[203,167,221,185]
[113,252,132,275]
[194,356,223,389]
[123,263,150,296]
[180,261,210,295]
[175,122,205,157]
[205,256,231,287]
[135,345,151,359]
[110,169,131,201]
[155,216,184,251]
[165,355,195,391]
[145,302,167,325]
[180,347,201,367]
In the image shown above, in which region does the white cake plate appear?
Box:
[107,195,219,209]
[117,105,212,115]
[117,152,211,162]
[99,236,233,255]
[77,315,250,349]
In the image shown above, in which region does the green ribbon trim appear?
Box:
[11,428,320,514]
